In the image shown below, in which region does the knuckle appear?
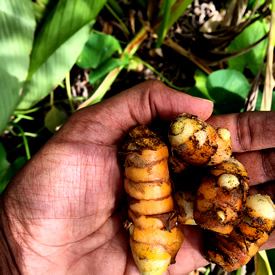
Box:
[261,149,275,182]
[236,113,253,151]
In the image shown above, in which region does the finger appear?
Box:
[248,181,275,200]
[234,149,275,186]
[59,80,213,145]
[207,111,275,153]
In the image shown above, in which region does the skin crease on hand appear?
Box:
[0,80,274,275]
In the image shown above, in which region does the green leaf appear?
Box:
[17,0,106,109]
[0,71,22,134]
[17,22,93,109]
[0,0,35,81]
[44,106,67,133]
[89,56,129,85]
[32,1,56,24]
[0,0,36,133]
[37,0,54,6]
[76,32,122,69]
[167,0,193,30]
[255,251,273,275]
[266,249,275,273]
[228,19,268,75]
[155,0,172,48]
[107,0,125,17]
[0,144,9,175]
[28,0,106,79]
[247,0,266,10]
[206,69,250,113]
[185,70,214,101]
[0,143,26,194]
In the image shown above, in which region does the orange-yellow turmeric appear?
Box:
[122,126,184,275]
[120,113,275,274]
[203,194,275,271]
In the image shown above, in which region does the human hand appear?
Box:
[0,80,214,275]
[1,81,274,275]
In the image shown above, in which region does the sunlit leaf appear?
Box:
[77,32,122,69]
[167,0,194,30]
[18,23,92,109]
[27,0,106,79]
[17,0,106,109]
[255,251,273,275]
[266,249,275,273]
[207,69,250,113]
[0,0,36,133]
[17,22,93,109]
[247,0,266,10]
[155,0,172,48]
[228,19,268,75]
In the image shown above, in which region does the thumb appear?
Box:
[57,80,213,145]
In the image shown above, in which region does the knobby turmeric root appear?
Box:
[168,113,232,172]
[194,157,249,235]
[203,194,275,271]
[121,126,184,275]
[120,113,274,274]
[175,191,275,271]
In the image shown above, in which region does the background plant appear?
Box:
[0,0,274,274]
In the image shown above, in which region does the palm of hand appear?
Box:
[6,135,132,273]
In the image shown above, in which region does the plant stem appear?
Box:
[133,56,186,91]
[13,114,35,124]
[106,3,130,36]
[50,91,54,106]
[65,71,75,112]
[17,132,38,138]
[10,123,31,160]
[204,265,211,275]
[261,0,275,111]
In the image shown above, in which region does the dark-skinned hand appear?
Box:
[0,81,274,275]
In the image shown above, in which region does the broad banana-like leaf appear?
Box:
[17,0,106,109]
[0,0,36,133]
